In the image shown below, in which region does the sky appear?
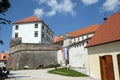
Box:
[0,0,120,52]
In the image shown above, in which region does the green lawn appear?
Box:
[48,67,88,77]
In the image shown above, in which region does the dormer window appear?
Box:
[35,24,38,28]
[15,25,19,30]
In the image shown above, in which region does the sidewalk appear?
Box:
[5,69,95,80]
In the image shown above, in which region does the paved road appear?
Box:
[5,69,95,80]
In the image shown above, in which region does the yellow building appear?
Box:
[86,11,120,80]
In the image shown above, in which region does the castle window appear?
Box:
[42,32,44,38]
[15,25,19,30]
[86,41,88,44]
[35,24,38,28]
[42,24,44,30]
[78,37,80,41]
[86,34,89,38]
[82,36,84,40]
[34,31,38,37]
[46,29,48,33]
[82,43,84,46]
[15,33,18,38]
[46,35,48,41]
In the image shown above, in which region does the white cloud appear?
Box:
[102,0,120,11]
[81,0,99,5]
[34,8,44,18]
[59,0,76,16]
[34,0,47,4]
[47,0,59,16]
[33,0,76,17]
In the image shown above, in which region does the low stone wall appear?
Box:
[7,43,61,70]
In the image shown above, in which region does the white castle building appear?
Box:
[8,16,59,69]
[12,16,54,44]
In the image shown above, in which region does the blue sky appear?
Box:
[0,0,120,52]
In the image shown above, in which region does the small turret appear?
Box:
[63,33,72,47]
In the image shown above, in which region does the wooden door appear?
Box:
[105,55,115,80]
[99,55,115,80]
[99,56,107,80]
[117,54,120,77]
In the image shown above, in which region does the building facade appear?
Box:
[56,24,100,75]
[12,16,54,44]
[87,11,120,80]
[7,16,61,70]
[0,53,9,67]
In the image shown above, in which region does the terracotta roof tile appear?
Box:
[0,54,9,61]
[87,11,120,47]
[69,24,100,37]
[13,16,42,24]
[54,24,100,42]
[54,35,64,43]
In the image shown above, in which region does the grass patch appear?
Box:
[48,67,88,77]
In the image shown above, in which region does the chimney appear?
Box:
[104,17,107,21]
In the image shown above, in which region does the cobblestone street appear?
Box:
[5,69,95,80]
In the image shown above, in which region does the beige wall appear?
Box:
[88,41,120,80]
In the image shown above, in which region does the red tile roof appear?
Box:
[54,35,64,43]
[69,24,100,37]
[13,16,42,24]
[54,24,100,42]
[0,54,9,61]
[87,11,120,47]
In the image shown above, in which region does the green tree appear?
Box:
[0,0,11,45]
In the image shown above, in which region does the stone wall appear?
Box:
[7,43,61,70]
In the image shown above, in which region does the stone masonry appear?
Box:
[7,43,61,70]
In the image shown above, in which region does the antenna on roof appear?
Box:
[103,12,108,21]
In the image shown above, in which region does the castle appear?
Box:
[7,16,99,72]
[7,16,61,69]
[7,11,120,80]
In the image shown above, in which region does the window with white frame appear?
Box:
[34,31,38,37]
[42,31,44,38]
[15,33,18,38]
[35,24,38,28]
[82,36,84,40]
[15,25,19,30]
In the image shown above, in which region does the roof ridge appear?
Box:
[70,23,99,33]
[13,15,42,24]
[69,23,100,37]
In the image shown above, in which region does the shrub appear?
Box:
[36,64,45,69]
[7,68,13,70]
[46,63,60,69]
[36,64,60,69]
